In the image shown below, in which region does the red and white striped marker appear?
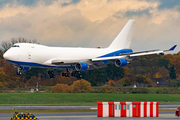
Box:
[97,102,159,117]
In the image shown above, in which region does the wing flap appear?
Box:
[51,60,64,65]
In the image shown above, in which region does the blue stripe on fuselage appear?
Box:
[98,49,133,58]
[6,49,133,68]
[6,60,75,69]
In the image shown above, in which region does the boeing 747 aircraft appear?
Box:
[3,20,177,78]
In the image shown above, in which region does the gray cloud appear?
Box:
[158,0,180,11]
[125,9,151,17]
[61,0,81,7]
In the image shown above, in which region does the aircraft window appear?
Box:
[12,45,20,47]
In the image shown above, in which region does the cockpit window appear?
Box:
[12,45,20,47]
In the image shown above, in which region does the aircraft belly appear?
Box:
[6,59,75,68]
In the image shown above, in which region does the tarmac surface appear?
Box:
[0,104,179,110]
[0,111,179,120]
[0,105,179,120]
[0,105,97,110]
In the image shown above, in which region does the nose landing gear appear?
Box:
[16,66,23,75]
[17,71,22,75]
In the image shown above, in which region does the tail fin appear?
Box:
[108,20,135,49]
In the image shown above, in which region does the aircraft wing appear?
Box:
[92,45,177,61]
[48,45,176,70]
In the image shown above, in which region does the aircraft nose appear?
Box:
[3,51,10,60]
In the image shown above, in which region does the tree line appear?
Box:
[0,37,179,89]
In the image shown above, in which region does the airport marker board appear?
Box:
[97,102,159,117]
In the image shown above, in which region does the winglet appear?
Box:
[169,45,177,51]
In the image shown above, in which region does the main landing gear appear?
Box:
[62,71,82,78]
[48,70,55,78]
[71,71,82,78]
[48,69,82,79]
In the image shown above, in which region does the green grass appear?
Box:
[0,93,180,106]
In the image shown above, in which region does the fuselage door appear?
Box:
[28,52,31,59]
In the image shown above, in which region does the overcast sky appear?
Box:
[0,0,179,53]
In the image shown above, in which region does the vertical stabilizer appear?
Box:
[108,20,135,49]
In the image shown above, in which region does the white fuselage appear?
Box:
[3,20,140,71]
[3,20,175,72]
[3,43,119,68]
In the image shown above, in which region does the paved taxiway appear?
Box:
[0,105,179,120]
[0,104,178,110]
[0,105,97,110]
[0,111,179,120]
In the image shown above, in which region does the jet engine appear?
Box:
[75,62,88,71]
[115,58,128,67]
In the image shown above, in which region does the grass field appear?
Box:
[1,93,180,105]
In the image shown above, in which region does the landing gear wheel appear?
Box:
[73,71,82,79]
[71,73,75,76]
[16,71,22,75]
[62,70,82,78]
[16,66,23,76]
[62,72,71,77]
[50,74,55,78]
[65,73,68,77]
[48,70,55,78]
[67,72,70,77]
[77,74,82,79]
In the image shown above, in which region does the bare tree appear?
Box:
[1,37,39,53]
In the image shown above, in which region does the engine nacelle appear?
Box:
[115,58,128,67]
[75,62,88,71]
[20,66,31,71]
